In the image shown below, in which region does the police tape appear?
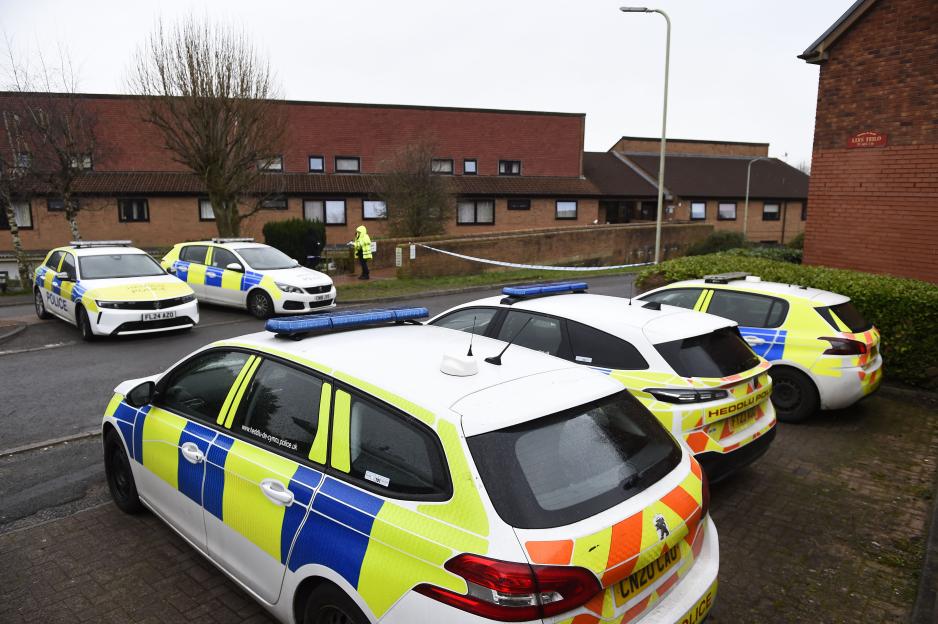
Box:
[413,243,654,272]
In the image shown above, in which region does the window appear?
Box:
[325,200,347,224]
[235,359,325,460]
[60,254,77,281]
[640,288,703,310]
[211,247,239,270]
[497,311,564,357]
[45,251,64,270]
[303,200,324,222]
[707,290,789,328]
[566,320,648,370]
[69,154,93,170]
[308,155,324,173]
[763,203,780,221]
[118,198,149,223]
[158,350,251,423]
[690,201,706,220]
[1,201,33,229]
[555,200,578,220]
[346,392,450,497]
[257,155,283,172]
[79,254,164,279]
[198,198,215,221]
[498,160,521,176]
[431,158,453,174]
[463,159,477,175]
[261,195,288,210]
[306,199,347,224]
[47,198,79,213]
[431,307,499,335]
[457,199,494,225]
[180,245,210,265]
[654,327,760,378]
[335,156,360,173]
[363,200,387,220]
[717,202,737,220]
[507,199,531,211]
[801,204,808,221]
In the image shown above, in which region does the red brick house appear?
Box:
[799,0,938,283]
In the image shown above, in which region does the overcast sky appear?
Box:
[1,0,851,168]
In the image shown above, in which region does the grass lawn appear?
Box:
[336,266,642,302]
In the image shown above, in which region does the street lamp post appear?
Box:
[744,156,770,239]
[620,6,670,264]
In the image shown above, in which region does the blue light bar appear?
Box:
[266,307,429,335]
[502,281,589,297]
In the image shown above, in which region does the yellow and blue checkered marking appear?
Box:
[739,327,788,360]
[173,260,264,292]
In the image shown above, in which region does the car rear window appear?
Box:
[467,391,681,529]
[654,326,760,378]
[818,301,872,333]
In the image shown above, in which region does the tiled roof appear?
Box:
[623,154,809,200]
[582,152,657,196]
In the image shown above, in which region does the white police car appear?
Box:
[430,282,777,482]
[33,240,198,340]
[161,238,336,319]
[102,308,718,624]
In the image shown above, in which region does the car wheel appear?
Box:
[303,584,368,624]
[248,290,274,319]
[34,288,51,320]
[771,366,819,423]
[104,429,144,514]
[76,306,96,341]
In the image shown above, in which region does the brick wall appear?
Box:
[612,137,768,158]
[396,223,713,278]
[804,0,938,282]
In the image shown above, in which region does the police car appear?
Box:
[161,238,336,319]
[429,282,776,482]
[102,308,718,624]
[639,273,883,423]
[33,240,198,340]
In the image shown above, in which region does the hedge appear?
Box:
[262,219,326,265]
[637,253,938,388]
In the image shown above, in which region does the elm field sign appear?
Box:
[848,130,888,148]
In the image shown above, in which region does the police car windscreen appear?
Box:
[654,326,760,378]
[236,247,297,270]
[830,301,872,333]
[78,254,165,279]
[467,391,681,529]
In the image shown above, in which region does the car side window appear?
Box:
[234,359,325,460]
[344,392,449,497]
[45,251,64,270]
[180,245,209,264]
[707,290,788,328]
[497,311,565,357]
[431,308,499,335]
[60,254,77,281]
[642,288,702,310]
[566,320,649,370]
[211,248,239,270]
[158,350,251,423]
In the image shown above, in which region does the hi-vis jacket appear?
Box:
[354,226,373,260]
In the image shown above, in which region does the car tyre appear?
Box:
[76,306,96,341]
[104,429,144,515]
[248,290,274,320]
[303,584,368,624]
[771,366,819,423]
[34,288,51,320]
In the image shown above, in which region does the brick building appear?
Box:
[799,0,938,282]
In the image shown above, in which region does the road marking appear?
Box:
[0,341,76,357]
[0,429,99,457]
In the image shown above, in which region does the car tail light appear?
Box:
[821,337,867,356]
[415,553,601,621]
[645,388,729,404]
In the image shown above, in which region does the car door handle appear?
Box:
[260,479,294,507]
[743,336,766,346]
[180,442,204,464]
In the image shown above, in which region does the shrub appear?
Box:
[262,218,326,264]
[637,253,938,388]
[787,232,805,250]
[723,246,803,264]
[685,231,748,256]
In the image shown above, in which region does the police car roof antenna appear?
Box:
[485,317,532,366]
[628,279,633,305]
[467,316,476,357]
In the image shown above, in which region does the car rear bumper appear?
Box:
[93,301,199,336]
[814,354,883,410]
[695,425,776,483]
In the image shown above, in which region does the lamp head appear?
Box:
[620,6,650,11]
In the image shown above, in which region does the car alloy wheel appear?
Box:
[248,290,273,319]
[77,307,95,341]
[34,289,51,319]
[104,430,143,514]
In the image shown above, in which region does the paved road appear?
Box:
[0,274,636,530]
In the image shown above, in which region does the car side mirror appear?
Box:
[225,262,244,273]
[126,381,155,408]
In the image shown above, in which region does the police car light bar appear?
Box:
[70,240,132,248]
[212,237,255,243]
[703,272,750,284]
[266,307,429,337]
[502,281,588,299]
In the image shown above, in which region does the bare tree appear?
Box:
[0,110,35,287]
[129,18,285,237]
[378,140,453,237]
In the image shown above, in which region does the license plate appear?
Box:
[142,311,176,321]
[314,294,330,301]
[615,546,681,606]
[729,408,756,431]
[678,579,717,624]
